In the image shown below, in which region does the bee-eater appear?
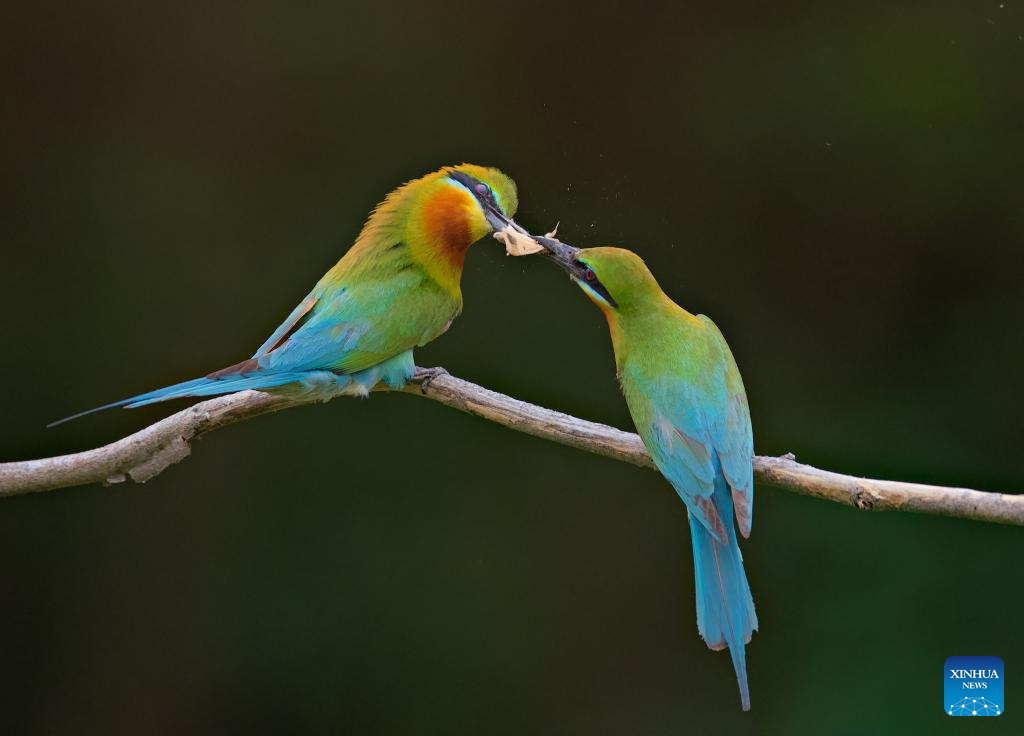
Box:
[536,237,757,710]
[52,164,522,425]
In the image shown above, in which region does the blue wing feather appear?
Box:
[699,315,754,537]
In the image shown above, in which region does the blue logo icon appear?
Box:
[945,656,1003,716]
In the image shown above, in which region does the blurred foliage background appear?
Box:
[2,1,1022,733]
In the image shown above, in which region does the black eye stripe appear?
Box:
[448,170,499,210]
[574,261,618,307]
[447,170,477,189]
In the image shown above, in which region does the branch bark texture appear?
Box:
[1,368,1020,527]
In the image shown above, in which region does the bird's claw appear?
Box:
[418,366,449,394]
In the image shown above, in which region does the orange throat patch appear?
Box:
[421,186,476,270]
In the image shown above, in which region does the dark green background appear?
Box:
[2,1,1021,733]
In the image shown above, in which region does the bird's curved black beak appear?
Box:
[481,204,523,234]
[533,233,618,307]
[533,234,582,275]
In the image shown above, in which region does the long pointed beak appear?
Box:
[533,234,582,275]
[482,203,530,237]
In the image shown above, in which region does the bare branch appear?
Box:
[1,368,1020,527]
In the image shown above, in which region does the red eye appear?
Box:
[475,183,489,194]
[584,268,596,282]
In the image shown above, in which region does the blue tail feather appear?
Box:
[46,372,306,427]
[48,349,418,427]
[122,373,302,408]
[689,472,758,710]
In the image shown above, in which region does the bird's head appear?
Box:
[360,164,523,290]
[395,163,520,256]
[443,164,520,233]
[533,237,662,314]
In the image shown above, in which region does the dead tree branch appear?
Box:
[1,368,1020,526]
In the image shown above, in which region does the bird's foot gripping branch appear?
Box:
[414,366,450,394]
